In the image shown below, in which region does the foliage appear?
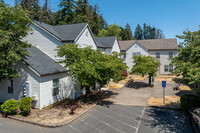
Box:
[196,88,200,96]
[171,29,200,85]
[1,99,18,115]
[98,23,122,40]
[134,24,143,40]
[131,55,160,86]
[180,94,200,112]
[19,97,32,116]
[57,44,127,94]
[120,23,133,40]
[0,3,31,82]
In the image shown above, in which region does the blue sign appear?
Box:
[162,81,166,88]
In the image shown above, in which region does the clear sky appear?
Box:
[4,0,200,41]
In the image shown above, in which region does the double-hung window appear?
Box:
[164,65,173,72]
[132,52,141,57]
[156,52,160,59]
[8,79,13,94]
[169,52,173,58]
[52,79,59,96]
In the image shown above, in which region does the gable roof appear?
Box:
[119,39,178,51]
[23,47,67,76]
[95,36,117,48]
[33,21,88,42]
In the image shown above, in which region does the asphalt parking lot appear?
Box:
[0,104,194,133]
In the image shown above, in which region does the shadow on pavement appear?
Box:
[125,81,149,89]
[141,108,194,133]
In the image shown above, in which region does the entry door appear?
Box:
[24,82,31,97]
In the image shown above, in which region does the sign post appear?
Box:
[162,81,166,104]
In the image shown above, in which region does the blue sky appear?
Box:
[4,0,200,41]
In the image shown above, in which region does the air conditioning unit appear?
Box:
[31,95,37,101]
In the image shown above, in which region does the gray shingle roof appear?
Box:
[23,47,67,76]
[119,39,178,51]
[95,36,117,48]
[34,21,88,42]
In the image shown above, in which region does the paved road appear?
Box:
[0,104,194,133]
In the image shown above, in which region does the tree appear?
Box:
[131,55,160,86]
[171,29,200,85]
[57,44,127,95]
[98,23,122,40]
[73,0,89,23]
[15,0,40,20]
[155,28,165,39]
[0,0,4,4]
[57,0,76,24]
[134,24,143,40]
[0,3,31,81]
[38,0,55,24]
[120,23,133,40]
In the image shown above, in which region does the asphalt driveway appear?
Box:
[0,104,194,133]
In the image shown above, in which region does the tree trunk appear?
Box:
[85,86,91,95]
[149,74,152,87]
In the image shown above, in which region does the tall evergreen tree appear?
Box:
[57,0,75,24]
[0,0,4,4]
[134,24,143,40]
[38,0,55,24]
[143,23,148,39]
[73,0,89,23]
[155,28,165,39]
[120,23,133,40]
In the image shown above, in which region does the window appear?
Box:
[132,52,141,57]
[156,52,160,59]
[52,79,59,96]
[8,79,13,94]
[169,52,173,58]
[164,65,174,72]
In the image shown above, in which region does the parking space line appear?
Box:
[80,119,105,133]
[112,105,142,118]
[88,114,125,133]
[135,107,145,133]
[69,125,82,133]
[94,109,137,129]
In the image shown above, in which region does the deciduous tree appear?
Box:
[131,55,160,86]
[0,3,31,81]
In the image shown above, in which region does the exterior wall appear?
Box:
[75,26,97,50]
[23,24,64,62]
[148,50,178,75]
[125,43,148,71]
[111,39,120,53]
[39,73,81,109]
[0,62,41,108]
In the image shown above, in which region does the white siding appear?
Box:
[75,26,97,50]
[0,62,41,108]
[39,73,81,109]
[125,43,148,71]
[23,24,64,62]
[111,39,120,53]
[149,50,178,74]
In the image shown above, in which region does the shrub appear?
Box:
[19,97,32,116]
[121,70,128,77]
[180,94,200,112]
[1,99,18,115]
[196,88,200,96]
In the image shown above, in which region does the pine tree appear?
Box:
[143,23,148,40]
[120,23,133,40]
[0,0,4,4]
[155,28,165,39]
[134,24,143,40]
[73,0,89,23]
[57,0,76,24]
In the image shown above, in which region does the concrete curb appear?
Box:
[7,104,96,128]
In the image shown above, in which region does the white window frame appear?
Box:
[52,79,59,96]
[156,52,160,59]
[169,52,173,58]
[8,79,13,94]
[132,52,141,57]
[164,65,173,72]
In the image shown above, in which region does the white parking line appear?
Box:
[111,105,142,118]
[80,119,105,133]
[88,114,125,133]
[135,107,145,133]
[69,125,82,133]
[94,109,137,129]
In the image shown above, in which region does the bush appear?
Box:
[121,70,128,77]
[180,94,200,112]
[1,99,18,115]
[196,88,200,96]
[19,97,32,116]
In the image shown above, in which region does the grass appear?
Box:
[108,83,124,89]
[179,86,192,91]
[147,96,180,108]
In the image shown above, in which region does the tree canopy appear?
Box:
[0,3,31,81]
[131,55,160,86]
[57,44,127,94]
[171,29,200,85]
